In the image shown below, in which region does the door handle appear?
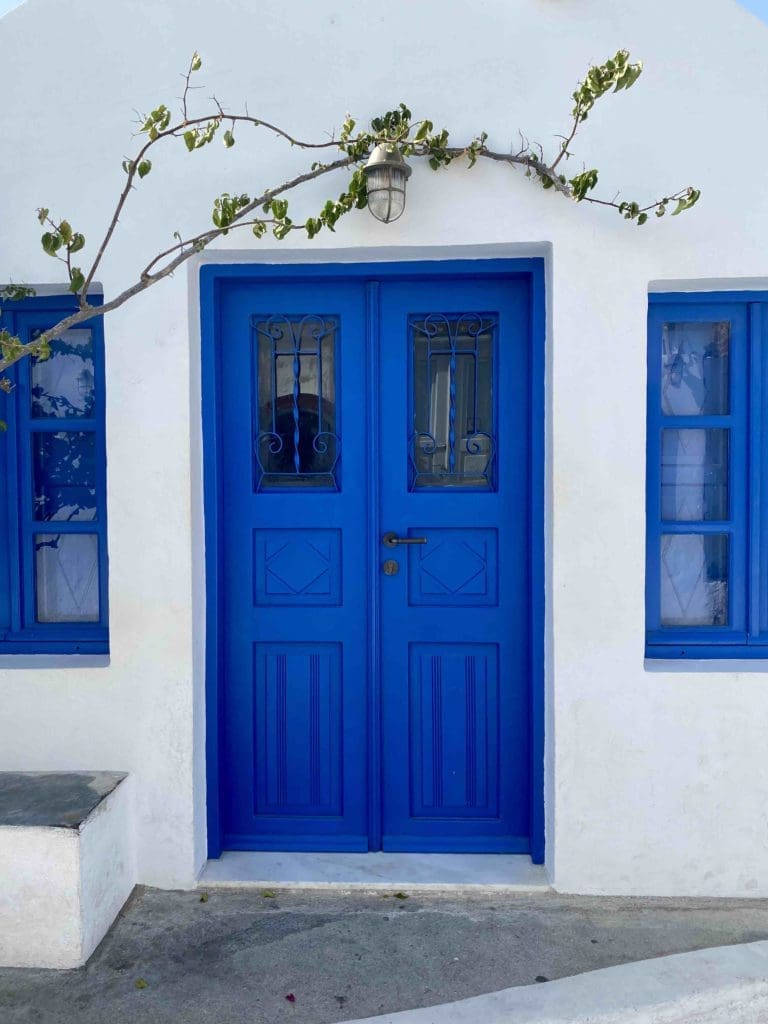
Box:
[382,532,428,548]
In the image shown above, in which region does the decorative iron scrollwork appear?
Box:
[409,312,497,490]
[252,314,340,491]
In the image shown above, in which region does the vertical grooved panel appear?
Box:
[465,655,477,808]
[254,643,342,817]
[431,656,443,808]
[310,654,321,806]
[409,644,499,820]
[276,654,288,806]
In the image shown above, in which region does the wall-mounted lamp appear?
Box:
[363,144,412,224]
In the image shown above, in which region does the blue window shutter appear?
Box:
[0,295,108,655]
[646,294,766,659]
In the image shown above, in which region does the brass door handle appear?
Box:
[382,532,428,548]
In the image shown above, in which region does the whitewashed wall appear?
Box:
[1,0,767,894]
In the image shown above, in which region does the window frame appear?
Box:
[646,291,768,660]
[0,294,108,654]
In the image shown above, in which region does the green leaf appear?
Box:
[223,130,235,149]
[1,284,36,301]
[33,337,51,362]
[569,169,599,201]
[261,889,276,898]
[135,979,149,990]
[37,207,49,225]
[69,233,86,254]
[69,267,85,294]
[184,131,197,152]
[190,52,202,72]
[413,120,432,142]
[685,188,701,210]
[617,63,643,92]
[122,159,133,174]
[59,220,73,245]
[137,160,152,179]
[41,232,61,256]
[637,212,648,225]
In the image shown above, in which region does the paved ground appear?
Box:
[3,888,768,1024]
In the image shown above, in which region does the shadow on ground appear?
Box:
[3,888,768,1023]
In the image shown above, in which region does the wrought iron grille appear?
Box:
[252,314,340,491]
[410,312,497,490]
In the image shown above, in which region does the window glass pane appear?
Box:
[31,329,95,418]
[253,315,338,490]
[661,428,728,521]
[32,431,97,521]
[411,313,496,490]
[660,533,728,626]
[661,322,729,416]
[35,533,99,622]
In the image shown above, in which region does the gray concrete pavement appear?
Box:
[3,888,768,1023]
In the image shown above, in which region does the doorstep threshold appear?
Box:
[198,851,549,892]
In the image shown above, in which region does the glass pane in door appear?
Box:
[252,314,339,490]
[410,313,496,489]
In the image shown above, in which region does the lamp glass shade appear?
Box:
[365,164,408,223]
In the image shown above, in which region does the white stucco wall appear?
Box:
[0,826,81,967]
[1,0,767,895]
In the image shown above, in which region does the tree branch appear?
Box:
[1,47,700,401]
[0,154,359,376]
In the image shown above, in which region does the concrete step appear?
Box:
[0,771,134,968]
[199,850,550,891]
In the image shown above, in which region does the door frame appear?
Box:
[200,257,546,863]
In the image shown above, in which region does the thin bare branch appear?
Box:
[0,153,359,377]
[80,111,351,300]
[2,48,697,397]
[141,153,356,279]
[550,109,580,172]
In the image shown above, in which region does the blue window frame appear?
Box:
[647,292,768,659]
[0,295,108,654]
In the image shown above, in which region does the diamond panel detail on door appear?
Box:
[379,278,531,852]
[219,279,369,850]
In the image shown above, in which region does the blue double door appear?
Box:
[218,268,532,852]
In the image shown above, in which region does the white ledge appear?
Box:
[199,851,549,891]
[344,940,768,1024]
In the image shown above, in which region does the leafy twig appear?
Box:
[0,48,700,400]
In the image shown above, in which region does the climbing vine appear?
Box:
[0,48,699,423]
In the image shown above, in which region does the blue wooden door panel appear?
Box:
[219,278,369,850]
[217,268,533,854]
[378,278,531,852]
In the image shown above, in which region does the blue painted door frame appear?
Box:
[201,258,546,863]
